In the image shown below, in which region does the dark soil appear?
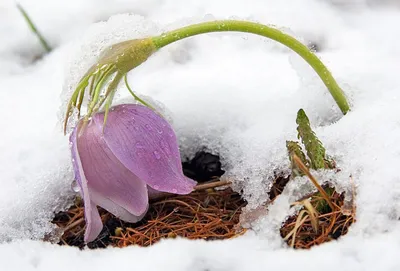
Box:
[182,151,225,182]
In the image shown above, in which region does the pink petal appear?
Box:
[90,188,147,223]
[94,104,196,194]
[70,123,103,243]
[77,118,149,218]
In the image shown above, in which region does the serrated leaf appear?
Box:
[296,109,327,170]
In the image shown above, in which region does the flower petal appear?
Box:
[77,118,149,217]
[95,104,196,194]
[90,187,147,223]
[70,123,103,243]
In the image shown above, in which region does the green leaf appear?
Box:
[101,72,124,129]
[286,140,309,177]
[124,74,156,111]
[296,109,329,170]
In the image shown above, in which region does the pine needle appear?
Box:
[292,154,335,211]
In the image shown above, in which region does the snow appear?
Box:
[1,0,400,270]
[2,231,400,270]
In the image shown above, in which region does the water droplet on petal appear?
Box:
[71,180,80,192]
[153,150,161,159]
[145,124,152,131]
[147,111,158,120]
[136,142,144,148]
[153,185,160,190]
[160,139,171,154]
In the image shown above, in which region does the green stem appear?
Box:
[152,20,350,114]
[16,4,52,53]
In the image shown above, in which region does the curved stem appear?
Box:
[152,20,350,114]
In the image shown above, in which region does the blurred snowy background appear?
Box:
[1,0,400,270]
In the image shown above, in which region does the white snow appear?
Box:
[1,0,400,270]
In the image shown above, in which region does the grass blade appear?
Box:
[16,4,52,53]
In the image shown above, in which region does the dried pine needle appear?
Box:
[52,181,246,249]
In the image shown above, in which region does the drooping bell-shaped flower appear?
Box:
[69,104,197,243]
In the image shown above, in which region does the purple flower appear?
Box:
[69,104,196,243]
